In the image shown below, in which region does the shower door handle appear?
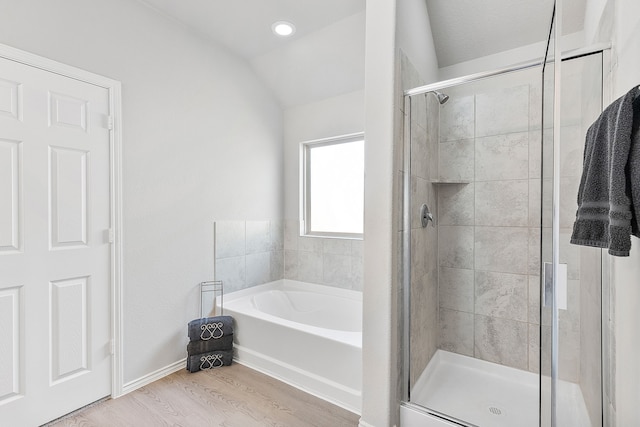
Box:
[543,262,568,310]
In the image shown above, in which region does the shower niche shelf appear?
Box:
[429,179,470,185]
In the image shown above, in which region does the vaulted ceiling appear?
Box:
[135,0,586,107]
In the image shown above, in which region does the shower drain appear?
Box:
[488,406,502,415]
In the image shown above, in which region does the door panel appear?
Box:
[0,138,21,252]
[0,55,111,426]
[50,146,89,248]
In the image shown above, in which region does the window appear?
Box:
[301,133,364,238]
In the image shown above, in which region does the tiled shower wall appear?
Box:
[214,219,363,292]
[435,73,551,372]
[436,59,601,383]
[396,50,440,387]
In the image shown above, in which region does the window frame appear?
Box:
[300,132,365,240]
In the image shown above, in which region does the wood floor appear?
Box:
[45,363,359,427]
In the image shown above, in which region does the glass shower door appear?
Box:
[541,4,605,426]
[540,6,556,426]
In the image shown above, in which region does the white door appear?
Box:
[0,56,112,426]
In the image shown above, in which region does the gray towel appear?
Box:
[570,86,640,256]
[630,95,640,236]
[188,316,234,342]
[187,335,233,355]
[186,350,233,373]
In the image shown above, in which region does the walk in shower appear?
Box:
[398,8,610,427]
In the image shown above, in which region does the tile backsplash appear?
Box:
[214,219,363,293]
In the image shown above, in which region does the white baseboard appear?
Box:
[234,345,361,414]
[120,358,186,396]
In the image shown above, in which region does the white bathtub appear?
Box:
[222,280,362,413]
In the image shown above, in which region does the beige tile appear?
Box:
[529,227,542,276]
[246,252,271,286]
[269,220,284,252]
[529,179,553,228]
[438,226,474,269]
[439,139,474,182]
[476,84,530,137]
[474,315,528,370]
[270,251,284,281]
[560,229,580,280]
[439,267,474,312]
[528,323,541,373]
[410,120,429,179]
[437,182,474,226]
[529,80,542,131]
[215,256,246,293]
[475,132,529,181]
[284,219,299,250]
[439,309,474,357]
[426,95,440,176]
[560,176,580,228]
[475,180,528,226]
[323,253,351,288]
[411,270,438,384]
[351,239,364,259]
[440,95,475,142]
[284,250,298,280]
[474,226,529,274]
[322,238,352,256]
[558,318,580,383]
[351,256,364,291]
[298,251,322,284]
[528,275,541,324]
[246,220,270,254]
[560,125,585,178]
[528,129,542,179]
[411,176,432,229]
[475,271,528,322]
[299,236,322,253]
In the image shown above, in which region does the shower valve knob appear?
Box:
[420,203,434,228]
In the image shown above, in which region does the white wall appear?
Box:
[396,0,439,85]
[0,0,283,384]
[607,0,640,425]
[584,0,640,425]
[361,0,397,426]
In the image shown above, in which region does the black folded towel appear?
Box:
[188,316,234,342]
[186,350,233,373]
[187,335,234,355]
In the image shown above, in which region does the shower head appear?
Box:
[432,90,449,105]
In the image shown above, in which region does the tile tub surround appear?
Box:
[283,220,363,291]
[215,219,363,293]
[214,220,284,293]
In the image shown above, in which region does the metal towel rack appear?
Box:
[199,280,223,318]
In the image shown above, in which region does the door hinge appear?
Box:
[107,228,114,243]
[107,116,114,130]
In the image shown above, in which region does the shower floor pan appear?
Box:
[410,350,591,427]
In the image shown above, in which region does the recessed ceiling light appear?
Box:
[272,21,296,37]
